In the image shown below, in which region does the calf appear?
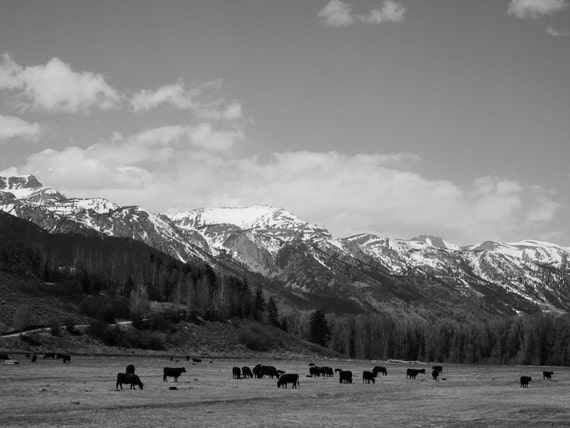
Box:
[126,364,135,374]
[232,366,241,379]
[277,373,300,389]
[520,376,532,388]
[253,364,280,379]
[362,370,376,384]
[339,370,353,384]
[543,371,554,380]
[163,367,186,382]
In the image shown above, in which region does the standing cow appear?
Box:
[277,373,300,388]
[372,366,387,376]
[543,371,554,380]
[339,370,353,384]
[362,371,376,384]
[232,367,241,379]
[163,367,186,382]
[520,376,532,388]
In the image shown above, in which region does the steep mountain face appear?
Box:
[1,175,570,320]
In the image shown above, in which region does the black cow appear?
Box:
[186,355,190,362]
[339,370,353,384]
[56,353,67,360]
[372,366,387,376]
[242,366,253,378]
[31,355,37,363]
[61,355,71,363]
[0,354,9,361]
[232,366,241,379]
[432,365,443,374]
[432,369,439,380]
[163,367,186,382]
[406,368,426,379]
[543,371,554,380]
[253,364,280,379]
[362,370,376,384]
[320,366,334,377]
[126,364,135,374]
[309,366,320,377]
[309,363,315,367]
[43,352,56,360]
[334,368,343,374]
[192,358,202,363]
[116,373,144,390]
[520,376,532,388]
[277,373,300,388]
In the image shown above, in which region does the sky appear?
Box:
[0,0,569,245]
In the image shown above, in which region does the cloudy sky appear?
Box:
[1,0,569,245]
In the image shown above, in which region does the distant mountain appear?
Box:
[2,175,570,319]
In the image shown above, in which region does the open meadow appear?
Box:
[1,356,570,427]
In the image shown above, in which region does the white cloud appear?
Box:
[361,0,407,24]
[0,54,120,114]
[507,0,567,19]
[0,114,41,142]
[4,139,559,245]
[317,0,355,26]
[546,25,570,36]
[130,79,243,121]
[317,0,406,26]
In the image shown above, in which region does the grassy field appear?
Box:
[1,356,569,427]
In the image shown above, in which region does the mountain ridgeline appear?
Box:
[2,175,570,322]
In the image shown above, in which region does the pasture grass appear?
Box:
[1,357,570,427]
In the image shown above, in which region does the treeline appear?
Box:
[0,212,280,324]
[327,311,570,366]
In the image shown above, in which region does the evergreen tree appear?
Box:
[267,296,279,327]
[252,285,266,322]
[309,309,331,346]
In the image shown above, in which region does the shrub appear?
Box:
[238,324,280,352]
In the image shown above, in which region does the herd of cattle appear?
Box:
[0,353,557,390]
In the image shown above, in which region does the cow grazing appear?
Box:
[432,369,440,381]
[277,373,300,389]
[242,366,253,378]
[253,364,281,379]
[372,366,387,376]
[43,352,56,360]
[339,370,353,384]
[232,367,241,379]
[309,366,320,377]
[520,376,532,388]
[126,364,135,374]
[543,371,554,380]
[163,367,187,382]
[406,368,426,379]
[320,366,334,377]
[61,355,71,363]
[362,371,376,384]
[116,373,144,390]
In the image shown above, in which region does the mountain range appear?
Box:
[1,175,569,320]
